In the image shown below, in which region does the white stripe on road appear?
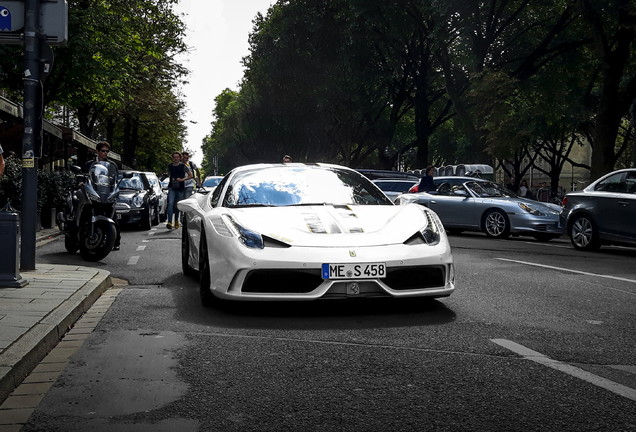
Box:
[127,256,139,265]
[136,245,146,251]
[492,339,636,402]
[496,258,636,288]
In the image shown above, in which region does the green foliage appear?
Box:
[0,155,74,212]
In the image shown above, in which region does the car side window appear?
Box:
[595,173,626,193]
[437,182,451,196]
[210,175,229,207]
[626,172,636,194]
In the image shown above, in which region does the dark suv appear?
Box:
[561,168,636,250]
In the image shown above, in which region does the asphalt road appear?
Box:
[27,226,636,431]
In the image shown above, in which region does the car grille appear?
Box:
[382,266,446,290]
[242,269,323,293]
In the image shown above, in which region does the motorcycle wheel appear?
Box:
[79,220,117,262]
[64,235,78,254]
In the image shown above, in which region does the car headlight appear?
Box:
[222,215,264,249]
[132,195,144,208]
[518,202,545,216]
[420,209,442,246]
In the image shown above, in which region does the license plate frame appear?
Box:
[321,262,386,280]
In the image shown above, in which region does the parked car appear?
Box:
[177,163,455,305]
[144,171,167,222]
[202,175,224,189]
[561,168,636,250]
[398,176,563,241]
[115,171,159,230]
[373,178,418,203]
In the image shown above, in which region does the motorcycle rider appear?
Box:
[82,141,121,250]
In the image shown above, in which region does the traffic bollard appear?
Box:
[0,201,28,288]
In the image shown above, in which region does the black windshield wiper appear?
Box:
[228,203,275,208]
[283,202,331,207]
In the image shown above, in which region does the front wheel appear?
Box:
[569,214,601,251]
[483,209,510,239]
[79,220,117,261]
[199,228,216,307]
[181,221,197,277]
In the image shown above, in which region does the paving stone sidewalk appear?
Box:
[0,229,112,404]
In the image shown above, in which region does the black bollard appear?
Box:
[0,201,28,288]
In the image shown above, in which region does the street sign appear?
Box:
[0,1,24,31]
[0,0,68,46]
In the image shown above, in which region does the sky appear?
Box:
[173,0,274,166]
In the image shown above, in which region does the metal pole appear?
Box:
[20,0,41,270]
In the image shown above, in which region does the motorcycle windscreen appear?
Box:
[90,163,115,195]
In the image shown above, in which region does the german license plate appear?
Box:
[321,263,386,279]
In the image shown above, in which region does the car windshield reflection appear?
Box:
[223,166,392,208]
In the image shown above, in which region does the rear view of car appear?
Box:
[561,168,636,250]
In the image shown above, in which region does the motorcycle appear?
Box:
[57,162,120,261]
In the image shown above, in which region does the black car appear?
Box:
[115,171,159,230]
[561,168,636,250]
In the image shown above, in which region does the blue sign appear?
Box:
[0,1,24,32]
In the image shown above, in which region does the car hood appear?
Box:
[222,204,430,247]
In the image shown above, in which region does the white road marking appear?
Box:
[496,258,636,288]
[492,339,636,402]
[136,245,146,251]
[127,256,140,265]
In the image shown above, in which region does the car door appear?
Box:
[591,171,631,238]
[426,182,477,228]
[611,170,636,242]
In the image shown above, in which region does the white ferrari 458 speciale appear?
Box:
[177,163,455,305]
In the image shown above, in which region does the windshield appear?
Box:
[466,181,517,198]
[118,174,144,190]
[203,177,222,187]
[90,163,115,186]
[222,166,392,208]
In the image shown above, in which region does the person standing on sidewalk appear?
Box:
[181,151,200,196]
[166,151,192,229]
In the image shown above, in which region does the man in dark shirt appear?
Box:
[418,165,436,192]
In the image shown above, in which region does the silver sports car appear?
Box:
[398,176,563,241]
[177,163,455,305]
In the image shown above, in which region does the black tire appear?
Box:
[140,206,152,230]
[569,214,601,251]
[199,228,216,307]
[482,209,510,239]
[64,235,78,253]
[79,221,116,261]
[151,203,159,226]
[181,221,197,277]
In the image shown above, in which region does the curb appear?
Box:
[0,269,113,403]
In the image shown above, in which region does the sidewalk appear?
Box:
[0,228,113,403]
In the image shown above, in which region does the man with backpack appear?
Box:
[181,151,201,196]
